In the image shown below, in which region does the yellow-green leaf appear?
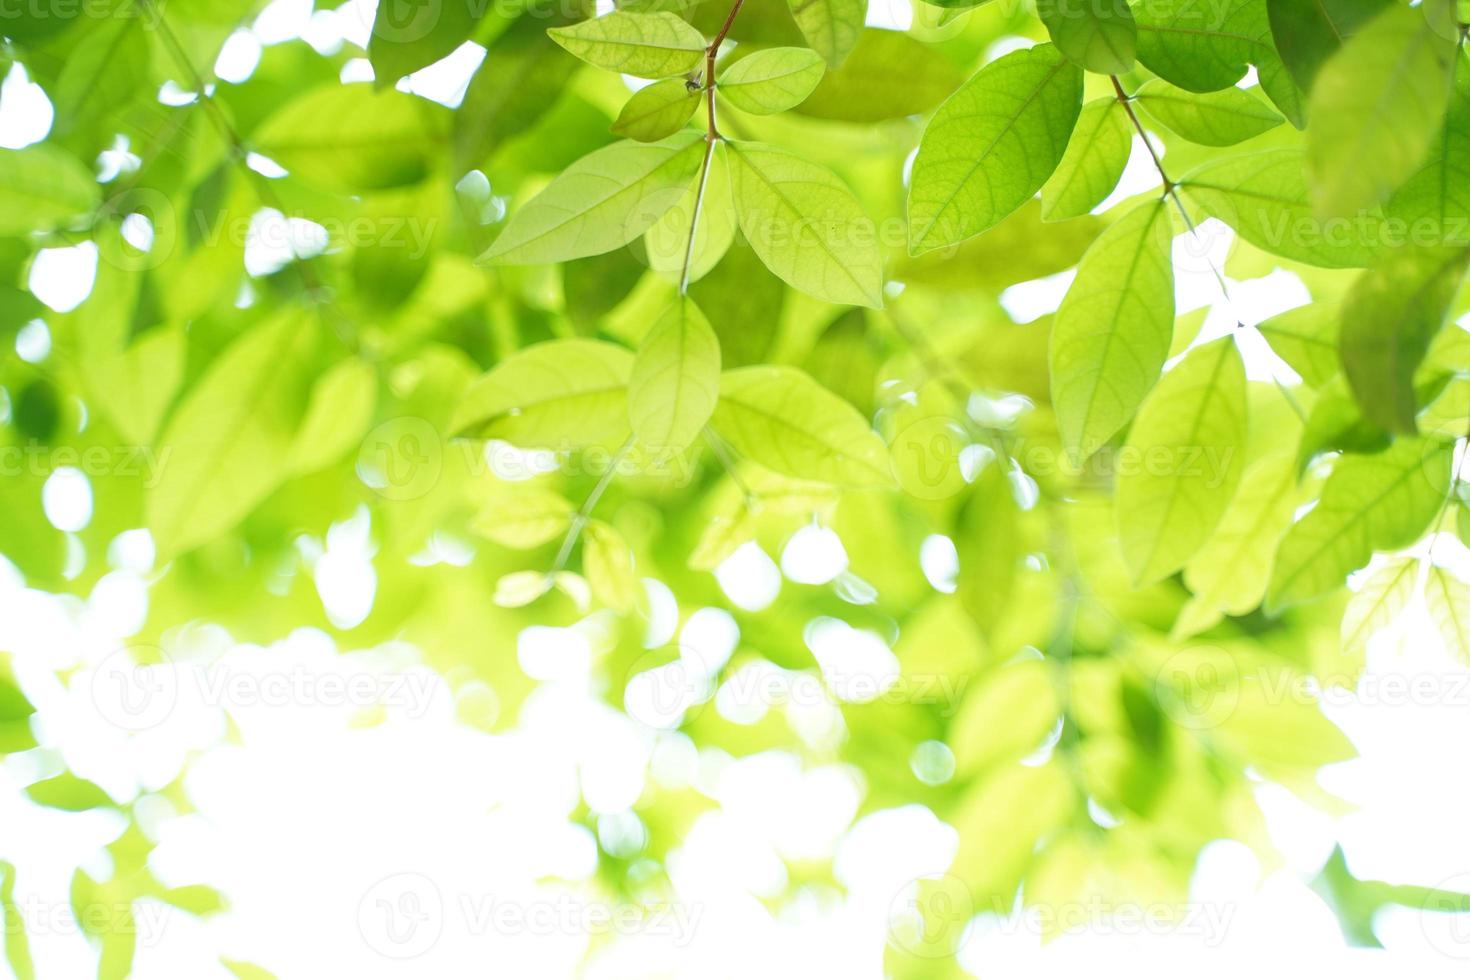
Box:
[726,140,883,308]
[1040,97,1131,222]
[482,133,706,265]
[787,0,864,67]
[710,366,894,487]
[1426,565,1470,663]
[1116,336,1248,585]
[1340,556,1420,658]
[548,12,707,79]
[718,47,825,115]
[451,339,635,450]
[611,78,701,142]
[1050,199,1175,459]
[908,43,1083,254]
[1135,80,1282,146]
[1268,438,1454,611]
[628,297,722,454]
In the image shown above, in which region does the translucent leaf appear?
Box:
[710,366,894,487]
[1305,4,1456,218]
[628,297,722,454]
[1384,50,1470,248]
[1268,438,1454,611]
[908,43,1083,254]
[1339,244,1470,435]
[1050,199,1174,459]
[1039,97,1131,222]
[726,140,883,307]
[583,520,642,612]
[1175,454,1299,638]
[548,11,707,79]
[481,133,706,265]
[787,0,864,67]
[717,47,825,115]
[1135,80,1282,146]
[146,308,317,558]
[1257,303,1339,388]
[451,339,635,451]
[1181,149,1380,268]
[1425,566,1470,664]
[1116,337,1248,585]
[1340,556,1419,658]
[611,78,702,141]
[1038,0,1136,74]
[253,84,450,192]
[643,141,736,282]
[471,488,575,549]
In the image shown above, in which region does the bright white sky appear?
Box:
[4,0,1470,976]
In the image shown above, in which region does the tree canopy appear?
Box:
[2,0,1470,974]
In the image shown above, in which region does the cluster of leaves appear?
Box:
[2,0,1470,974]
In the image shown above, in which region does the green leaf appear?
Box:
[1039,97,1131,221]
[1050,199,1175,459]
[1181,148,1380,268]
[908,43,1083,254]
[1116,336,1248,585]
[1384,50,1470,248]
[1339,244,1470,435]
[471,488,575,548]
[451,339,635,450]
[453,13,579,170]
[481,132,706,265]
[1037,0,1136,74]
[628,297,722,454]
[1257,303,1339,387]
[369,0,485,85]
[253,84,450,192]
[1175,453,1300,638]
[25,773,113,811]
[1268,438,1454,611]
[548,11,707,79]
[582,520,642,612]
[1,861,33,980]
[787,0,865,67]
[0,144,100,236]
[643,142,736,282]
[718,47,825,115]
[725,140,884,308]
[1426,565,1470,664]
[147,308,317,558]
[286,357,378,477]
[52,16,149,137]
[1266,0,1396,92]
[1135,80,1282,146]
[1133,0,1261,91]
[1305,4,1456,218]
[1340,556,1419,658]
[793,29,963,123]
[611,78,702,141]
[710,366,894,487]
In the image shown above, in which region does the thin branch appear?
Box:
[551,435,637,574]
